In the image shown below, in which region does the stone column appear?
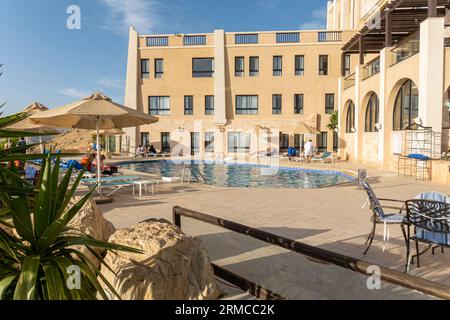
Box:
[123,26,139,155]
[214,30,227,126]
[419,17,445,132]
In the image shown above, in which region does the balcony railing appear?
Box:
[391,32,420,65]
[344,73,355,90]
[183,35,207,46]
[235,34,259,44]
[318,31,342,42]
[147,36,169,47]
[362,57,380,80]
[276,32,300,43]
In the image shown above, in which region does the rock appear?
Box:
[67,197,115,268]
[100,219,222,300]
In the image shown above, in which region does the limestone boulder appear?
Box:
[67,197,116,268]
[100,219,222,300]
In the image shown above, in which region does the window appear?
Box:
[344,54,351,76]
[276,32,300,43]
[325,94,335,114]
[205,132,214,153]
[295,55,304,76]
[228,132,251,153]
[147,36,168,47]
[294,134,305,150]
[141,133,149,147]
[235,34,259,44]
[235,57,244,77]
[236,95,258,115]
[190,132,200,155]
[393,80,419,131]
[319,55,329,75]
[161,132,170,153]
[184,96,193,115]
[193,58,214,77]
[365,93,379,132]
[154,59,164,78]
[141,59,150,78]
[346,101,356,133]
[249,57,259,77]
[205,96,214,115]
[273,56,282,76]
[279,133,289,153]
[272,94,282,114]
[149,96,170,115]
[294,94,304,114]
[317,132,328,152]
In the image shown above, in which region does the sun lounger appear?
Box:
[311,152,334,163]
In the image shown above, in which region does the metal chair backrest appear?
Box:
[362,180,384,219]
[405,200,450,235]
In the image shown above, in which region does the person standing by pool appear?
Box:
[304,140,315,161]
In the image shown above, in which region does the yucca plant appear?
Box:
[0,154,141,300]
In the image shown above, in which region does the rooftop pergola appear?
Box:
[342,0,450,68]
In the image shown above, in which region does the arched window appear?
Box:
[365,93,379,132]
[346,101,355,133]
[393,80,419,130]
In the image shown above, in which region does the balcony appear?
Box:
[318,31,342,42]
[362,57,380,80]
[344,73,355,90]
[390,32,420,65]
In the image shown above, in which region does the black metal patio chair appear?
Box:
[402,199,450,272]
[361,180,406,255]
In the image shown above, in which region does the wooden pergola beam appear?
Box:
[429,0,438,16]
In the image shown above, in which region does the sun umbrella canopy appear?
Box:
[296,123,321,135]
[98,128,125,136]
[30,92,158,130]
[7,102,57,133]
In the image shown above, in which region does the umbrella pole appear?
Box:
[96,123,102,198]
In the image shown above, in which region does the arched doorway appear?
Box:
[345,100,355,133]
[365,93,379,132]
[393,80,419,131]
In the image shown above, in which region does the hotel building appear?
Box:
[123,0,450,177]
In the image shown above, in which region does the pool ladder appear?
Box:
[181,166,208,184]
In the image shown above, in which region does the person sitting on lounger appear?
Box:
[92,154,118,176]
[148,145,157,156]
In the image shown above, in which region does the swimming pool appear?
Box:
[119,160,355,189]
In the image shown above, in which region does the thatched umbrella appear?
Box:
[6,102,59,152]
[30,92,158,199]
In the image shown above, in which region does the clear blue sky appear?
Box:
[0,0,328,115]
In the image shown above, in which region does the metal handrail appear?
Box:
[181,165,208,184]
[173,206,450,300]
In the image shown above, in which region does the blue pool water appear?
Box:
[119,160,355,189]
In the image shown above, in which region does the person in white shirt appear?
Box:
[304,140,315,159]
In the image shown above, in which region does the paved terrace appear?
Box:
[97,159,450,299]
